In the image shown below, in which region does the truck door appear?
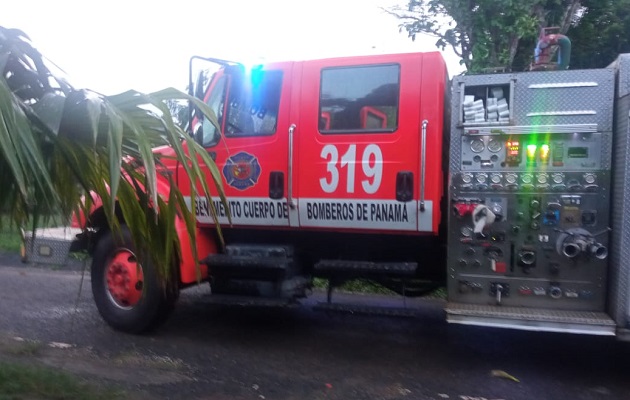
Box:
[189,62,295,228]
[294,54,428,233]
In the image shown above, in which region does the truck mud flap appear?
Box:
[445,303,616,336]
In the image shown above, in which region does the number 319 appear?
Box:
[319,144,383,194]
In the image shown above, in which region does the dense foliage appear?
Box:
[0,27,224,281]
[389,0,607,72]
[568,0,630,69]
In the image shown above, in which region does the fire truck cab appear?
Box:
[180,52,449,302]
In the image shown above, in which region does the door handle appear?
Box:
[287,124,297,209]
[419,120,428,212]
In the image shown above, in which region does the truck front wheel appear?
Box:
[91,227,178,333]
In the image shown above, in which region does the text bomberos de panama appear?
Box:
[306,201,409,223]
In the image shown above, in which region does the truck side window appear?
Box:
[319,64,400,133]
[225,70,283,137]
[201,75,227,147]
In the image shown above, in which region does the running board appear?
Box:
[445,303,616,336]
[203,254,289,280]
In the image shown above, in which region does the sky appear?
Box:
[2,0,463,95]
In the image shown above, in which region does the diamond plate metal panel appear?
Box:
[446,302,616,325]
[513,69,615,131]
[617,54,630,98]
[23,227,79,265]
[601,132,613,170]
[445,303,616,335]
[610,63,630,328]
[449,77,464,172]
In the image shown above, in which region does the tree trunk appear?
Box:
[559,0,583,34]
[508,35,521,70]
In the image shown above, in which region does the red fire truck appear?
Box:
[53,48,630,339]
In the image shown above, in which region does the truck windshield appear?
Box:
[224,69,283,137]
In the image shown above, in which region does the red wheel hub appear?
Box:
[105,250,143,308]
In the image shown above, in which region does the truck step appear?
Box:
[445,302,616,336]
[313,302,419,318]
[204,254,290,280]
[314,260,418,278]
[225,244,293,258]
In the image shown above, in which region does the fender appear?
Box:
[71,168,219,285]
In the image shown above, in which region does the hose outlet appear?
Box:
[518,250,536,266]
[562,243,581,258]
[590,243,608,260]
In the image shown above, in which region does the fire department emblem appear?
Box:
[223,152,262,190]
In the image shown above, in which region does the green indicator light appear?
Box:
[540,144,550,160]
[527,144,537,159]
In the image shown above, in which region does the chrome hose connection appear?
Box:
[556,228,609,260]
[562,242,582,258]
[519,250,536,265]
[589,243,608,260]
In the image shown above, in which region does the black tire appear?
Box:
[91,227,179,334]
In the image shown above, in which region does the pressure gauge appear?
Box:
[487,139,502,153]
[470,139,485,153]
[552,173,564,184]
[461,173,473,184]
[505,173,518,184]
[490,173,502,184]
[521,174,533,184]
[476,173,488,184]
[584,173,596,184]
[537,173,548,184]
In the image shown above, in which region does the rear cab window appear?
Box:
[319,64,400,134]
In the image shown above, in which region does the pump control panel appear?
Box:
[448,68,614,311]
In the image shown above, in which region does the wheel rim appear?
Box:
[104,249,144,309]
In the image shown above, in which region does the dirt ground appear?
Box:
[2,262,630,400]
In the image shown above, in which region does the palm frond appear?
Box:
[0,25,225,282]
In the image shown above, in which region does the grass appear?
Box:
[0,225,22,253]
[313,277,447,299]
[0,361,125,400]
[313,277,396,295]
[6,340,44,357]
[0,214,71,253]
